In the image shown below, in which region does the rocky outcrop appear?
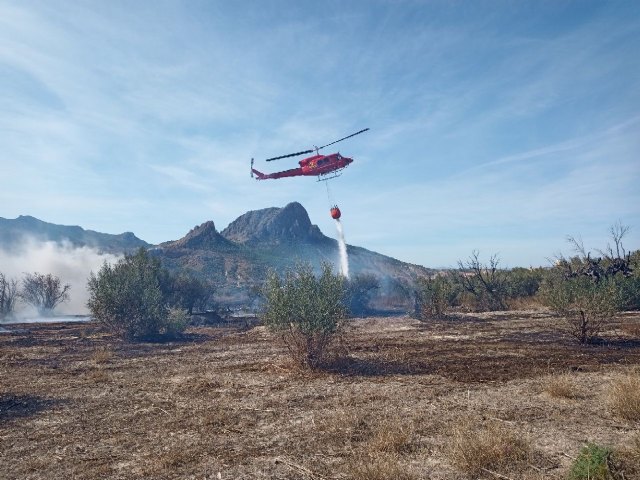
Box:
[160,221,236,251]
[221,202,328,246]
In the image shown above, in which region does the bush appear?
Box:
[414,274,457,320]
[87,248,185,340]
[457,251,508,311]
[261,262,346,369]
[505,267,543,299]
[568,443,613,480]
[20,272,70,316]
[541,273,620,344]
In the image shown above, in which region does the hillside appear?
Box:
[0,215,149,254]
[154,202,432,298]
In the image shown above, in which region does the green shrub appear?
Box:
[87,248,185,340]
[261,262,346,369]
[541,273,620,344]
[504,267,543,298]
[568,443,613,480]
[414,274,457,320]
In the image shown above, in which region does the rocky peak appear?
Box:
[221,202,326,246]
[165,221,234,250]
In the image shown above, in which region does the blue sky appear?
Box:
[1,0,639,268]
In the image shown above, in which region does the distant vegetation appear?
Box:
[0,271,70,319]
[412,224,639,344]
[20,272,71,316]
[0,272,19,320]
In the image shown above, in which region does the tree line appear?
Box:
[3,223,638,366]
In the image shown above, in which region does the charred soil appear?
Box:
[1,311,639,479]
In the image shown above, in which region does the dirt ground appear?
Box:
[1,310,639,479]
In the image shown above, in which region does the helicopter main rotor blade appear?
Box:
[265,149,314,162]
[317,128,369,151]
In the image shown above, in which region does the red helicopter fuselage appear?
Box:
[252,153,353,180]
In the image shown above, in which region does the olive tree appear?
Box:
[171,274,214,314]
[20,272,70,316]
[261,262,346,369]
[87,248,186,340]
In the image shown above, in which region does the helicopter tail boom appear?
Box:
[251,168,267,180]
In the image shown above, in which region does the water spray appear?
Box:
[325,182,349,278]
[335,217,349,279]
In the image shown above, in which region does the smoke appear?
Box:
[0,238,121,316]
[335,219,349,278]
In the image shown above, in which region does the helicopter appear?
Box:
[251,128,368,181]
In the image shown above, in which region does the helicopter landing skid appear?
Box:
[317,169,345,182]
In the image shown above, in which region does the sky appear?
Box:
[1,0,639,268]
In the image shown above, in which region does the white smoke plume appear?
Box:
[335,219,349,279]
[0,238,121,316]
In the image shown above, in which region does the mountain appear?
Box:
[154,202,432,300]
[0,204,433,302]
[0,215,149,253]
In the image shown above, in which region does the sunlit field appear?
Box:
[2,311,639,479]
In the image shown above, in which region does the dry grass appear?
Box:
[324,409,372,444]
[447,419,533,476]
[614,432,640,478]
[365,418,414,454]
[607,372,640,422]
[87,369,110,383]
[506,296,543,311]
[2,312,640,479]
[544,373,580,399]
[344,454,416,480]
[620,321,640,338]
[91,346,113,364]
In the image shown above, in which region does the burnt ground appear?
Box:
[1,311,639,479]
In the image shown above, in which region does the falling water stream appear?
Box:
[335,219,349,279]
